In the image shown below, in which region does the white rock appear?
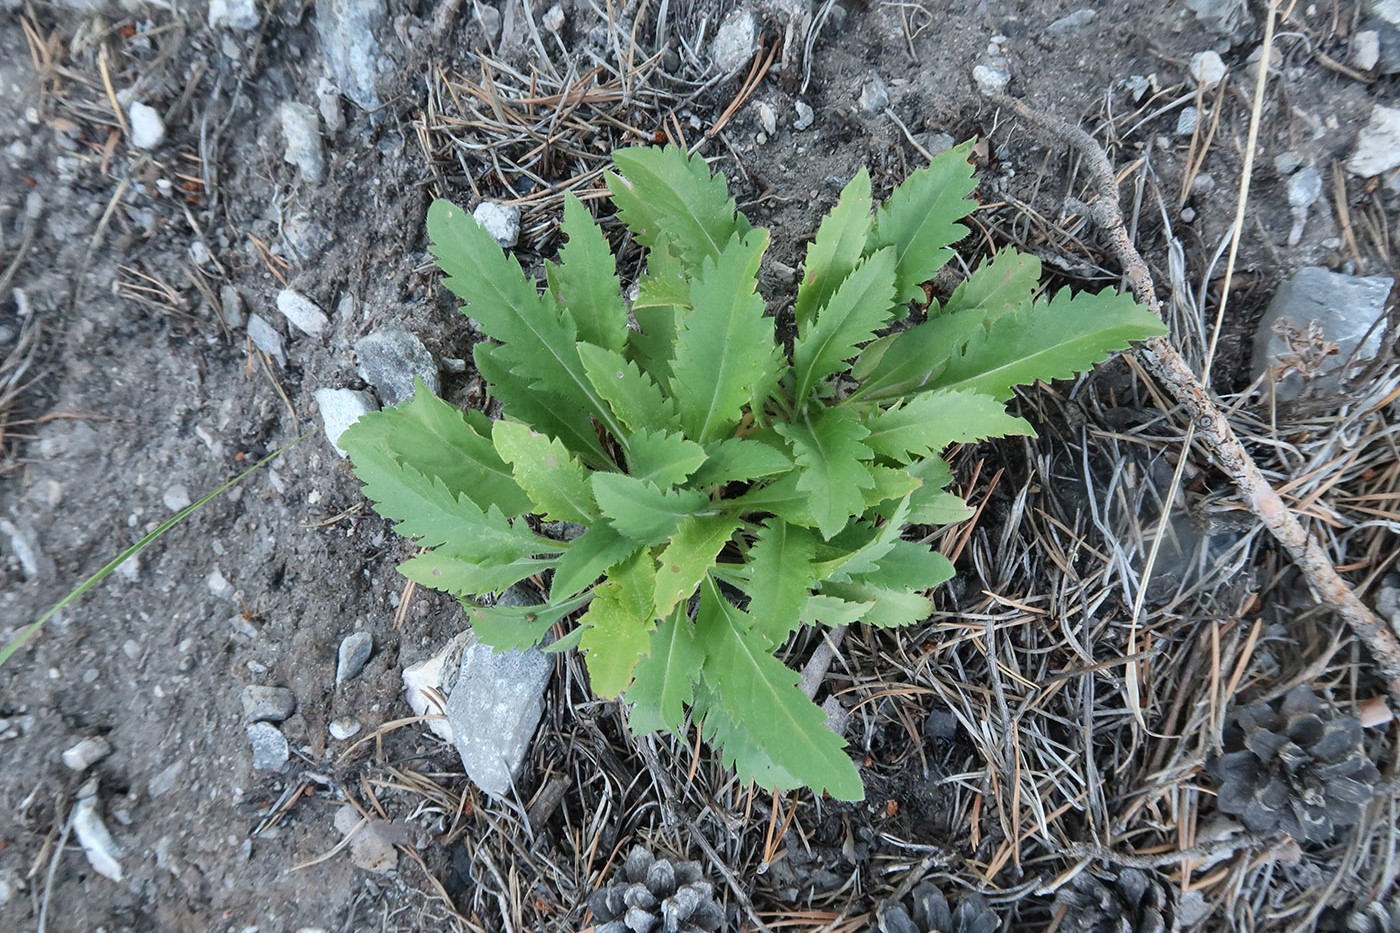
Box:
[247,314,286,365]
[63,736,113,772]
[711,7,758,72]
[73,782,123,882]
[207,567,234,599]
[1347,104,1400,177]
[128,102,165,150]
[313,388,378,457]
[1190,50,1227,89]
[1,519,46,579]
[354,328,439,405]
[756,101,777,135]
[793,100,814,131]
[209,0,259,30]
[315,0,386,110]
[1354,30,1381,70]
[402,631,472,743]
[317,77,344,133]
[1176,106,1199,136]
[276,289,330,336]
[329,717,362,740]
[280,102,325,185]
[972,63,1010,96]
[542,3,564,32]
[247,722,290,770]
[472,202,520,248]
[162,484,191,512]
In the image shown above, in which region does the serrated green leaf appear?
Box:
[869,139,978,304]
[849,539,954,591]
[794,169,874,332]
[669,230,779,443]
[694,580,862,799]
[792,248,899,404]
[864,465,923,508]
[577,342,676,436]
[774,407,875,540]
[847,309,988,403]
[877,456,973,525]
[814,497,911,583]
[744,518,818,646]
[862,390,1033,463]
[800,594,874,627]
[652,514,741,617]
[493,420,597,523]
[819,581,932,628]
[726,471,816,528]
[696,685,801,790]
[467,592,590,651]
[546,194,628,352]
[608,146,751,270]
[578,551,657,697]
[626,605,701,734]
[688,438,792,487]
[340,380,531,517]
[593,473,708,544]
[628,242,687,384]
[474,342,611,467]
[549,523,642,600]
[625,429,708,486]
[927,286,1168,400]
[937,248,1040,323]
[401,552,554,598]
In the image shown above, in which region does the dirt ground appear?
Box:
[1,0,1397,930]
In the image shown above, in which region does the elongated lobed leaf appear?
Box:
[937,248,1041,323]
[774,407,875,540]
[869,139,978,304]
[848,309,988,403]
[625,428,708,487]
[400,552,554,598]
[688,438,792,487]
[652,514,741,617]
[794,169,874,332]
[927,286,1168,400]
[626,606,702,734]
[593,473,708,544]
[577,342,677,436]
[493,420,598,523]
[546,194,629,353]
[549,524,641,601]
[578,550,657,697]
[474,343,612,466]
[695,685,801,790]
[862,389,1033,463]
[791,247,898,405]
[468,593,591,652]
[743,518,818,646]
[607,146,751,270]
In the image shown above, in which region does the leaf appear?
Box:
[813,497,911,583]
[862,390,1033,463]
[726,471,816,529]
[626,605,702,734]
[467,593,590,652]
[884,456,973,525]
[474,342,611,467]
[744,518,818,646]
[608,146,751,270]
[694,580,863,800]
[863,465,922,508]
[688,438,792,487]
[652,514,741,617]
[849,539,954,591]
[577,342,677,435]
[847,309,988,403]
[791,247,899,404]
[549,524,641,600]
[869,139,978,304]
[794,169,874,332]
[400,552,554,598]
[593,473,709,544]
[492,420,597,523]
[938,248,1040,323]
[339,381,531,517]
[625,428,708,486]
[578,551,657,697]
[696,686,801,790]
[819,581,932,627]
[927,286,1168,401]
[774,407,875,540]
[800,594,874,627]
[546,194,628,352]
[668,230,780,443]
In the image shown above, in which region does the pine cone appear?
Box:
[588,846,724,933]
[1051,868,1170,933]
[872,882,1000,933]
[1208,686,1379,843]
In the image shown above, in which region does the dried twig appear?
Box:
[985,90,1400,699]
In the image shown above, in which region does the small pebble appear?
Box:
[63,736,113,772]
[1190,50,1227,89]
[710,8,758,72]
[128,102,165,150]
[329,717,362,740]
[756,101,777,136]
[793,100,814,131]
[247,314,286,365]
[472,202,520,248]
[314,388,378,457]
[208,0,259,30]
[336,632,374,684]
[147,761,184,798]
[541,3,563,32]
[247,723,290,771]
[276,289,330,337]
[122,639,141,660]
[858,76,889,113]
[354,328,439,405]
[280,102,324,185]
[73,781,123,882]
[220,285,247,329]
[1180,206,1197,223]
[1353,30,1381,71]
[162,485,191,512]
[241,685,297,723]
[972,63,1010,96]
[1047,8,1096,34]
[1176,106,1198,136]
[207,567,234,599]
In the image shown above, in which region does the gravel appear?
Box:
[858,75,889,113]
[314,0,386,110]
[711,7,758,72]
[313,388,378,457]
[208,0,259,30]
[1347,104,1400,177]
[247,722,290,770]
[247,314,287,365]
[276,289,330,337]
[62,736,113,771]
[1190,50,1227,89]
[73,781,123,882]
[472,202,520,248]
[241,685,297,723]
[793,100,814,131]
[336,631,373,684]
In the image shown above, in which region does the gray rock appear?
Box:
[793,100,814,131]
[472,202,520,248]
[756,101,777,136]
[1185,0,1253,39]
[241,685,297,723]
[712,7,758,72]
[972,62,1009,96]
[62,736,113,771]
[1286,166,1323,246]
[1190,50,1227,89]
[445,624,553,798]
[317,77,344,133]
[313,388,378,457]
[1354,29,1382,70]
[276,289,330,337]
[1176,106,1199,136]
[1347,104,1400,177]
[354,328,439,405]
[147,761,184,798]
[208,0,259,30]
[329,717,362,740]
[247,314,286,365]
[280,103,324,185]
[128,102,164,150]
[73,781,123,882]
[334,805,405,872]
[220,285,246,329]
[858,76,888,113]
[1,519,49,580]
[315,0,386,111]
[247,722,290,770]
[1253,266,1396,401]
[920,132,956,156]
[162,484,191,512]
[207,567,234,599]
[1365,0,1400,74]
[336,631,374,684]
[1047,8,1096,33]
[542,3,564,32]
[402,630,472,743]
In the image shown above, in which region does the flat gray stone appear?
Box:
[147,761,184,798]
[336,631,373,684]
[1347,104,1400,177]
[1253,266,1395,401]
[241,685,297,722]
[247,722,290,770]
[1365,0,1400,74]
[711,7,757,72]
[209,0,259,30]
[314,388,378,457]
[247,314,286,365]
[73,782,123,882]
[280,102,324,185]
[62,736,113,772]
[858,76,888,113]
[1047,9,1096,33]
[276,289,330,337]
[354,328,438,405]
[315,0,386,110]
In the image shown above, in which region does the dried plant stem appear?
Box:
[988,92,1400,700]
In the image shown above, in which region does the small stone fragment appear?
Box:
[1,519,47,580]
[315,0,386,110]
[1176,106,1199,136]
[354,328,439,405]
[220,285,246,329]
[711,7,758,72]
[337,631,374,684]
[1190,50,1227,89]
[276,289,330,337]
[162,484,191,512]
[402,630,472,743]
[316,77,344,133]
[472,202,520,248]
[208,0,259,30]
[1286,165,1323,246]
[246,314,287,365]
[313,388,378,457]
[128,102,165,150]
[920,131,956,156]
[329,717,362,740]
[858,75,889,113]
[147,761,184,798]
[972,63,1010,96]
[1047,8,1096,33]
[1354,29,1382,70]
[73,781,123,882]
[1347,104,1400,177]
[756,101,777,136]
[280,103,325,185]
[1185,0,1253,39]
[63,736,113,772]
[207,567,235,599]
[247,722,290,770]
[793,100,814,131]
[542,3,564,32]
[241,685,297,722]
